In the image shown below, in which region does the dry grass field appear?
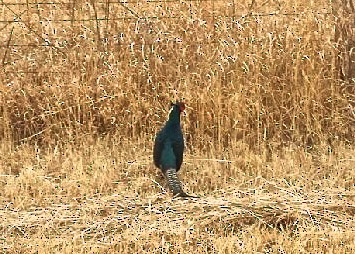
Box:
[1,0,355,253]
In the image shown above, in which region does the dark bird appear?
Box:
[153,101,192,198]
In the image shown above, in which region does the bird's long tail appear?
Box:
[164,168,190,198]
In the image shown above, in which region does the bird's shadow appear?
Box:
[172,193,200,199]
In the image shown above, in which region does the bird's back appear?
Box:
[153,124,184,172]
[153,101,193,198]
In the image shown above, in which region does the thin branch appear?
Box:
[2,26,14,67]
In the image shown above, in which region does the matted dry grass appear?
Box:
[1,0,355,253]
[1,139,355,253]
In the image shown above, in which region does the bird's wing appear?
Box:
[153,132,164,169]
[173,137,184,171]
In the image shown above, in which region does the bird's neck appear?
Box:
[167,108,181,126]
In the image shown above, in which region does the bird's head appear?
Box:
[167,101,185,123]
[171,101,185,113]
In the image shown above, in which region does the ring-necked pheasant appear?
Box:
[153,101,192,198]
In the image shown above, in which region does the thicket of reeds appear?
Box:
[1,0,355,253]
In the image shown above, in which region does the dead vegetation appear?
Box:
[1,0,355,253]
[1,139,355,253]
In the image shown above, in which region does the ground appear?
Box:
[1,139,355,253]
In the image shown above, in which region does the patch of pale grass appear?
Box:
[1,140,355,253]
